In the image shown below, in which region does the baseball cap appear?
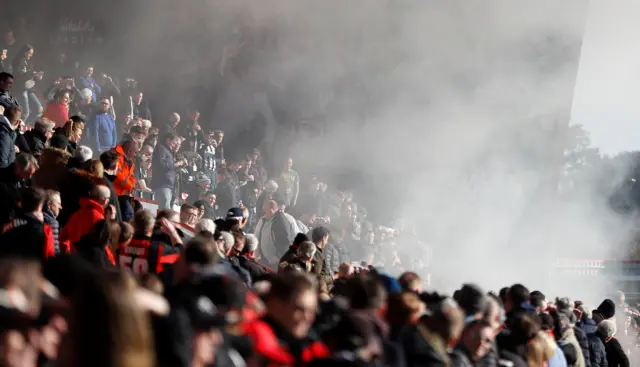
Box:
[226,207,244,219]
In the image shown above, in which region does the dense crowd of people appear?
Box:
[0,10,635,367]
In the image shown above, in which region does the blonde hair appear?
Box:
[527,331,556,367]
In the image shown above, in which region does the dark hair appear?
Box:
[508,284,530,307]
[311,226,330,244]
[20,187,45,212]
[398,272,421,292]
[346,275,387,310]
[163,133,180,143]
[49,134,69,150]
[69,115,86,124]
[129,125,145,135]
[99,150,119,171]
[0,72,13,81]
[180,203,197,214]
[183,237,216,266]
[498,287,509,305]
[529,290,546,309]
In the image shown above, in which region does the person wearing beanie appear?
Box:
[453,283,488,324]
[593,299,615,324]
[278,233,309,269]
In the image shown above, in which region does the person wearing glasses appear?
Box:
[86,97,116,153]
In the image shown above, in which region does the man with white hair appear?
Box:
[279,241,316,274]
[73,145,93,164]
[237,233,270,280]
[597,320,628,367]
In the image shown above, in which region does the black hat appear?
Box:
[597,299,616,319]
[453,283,487,317]
[293,233,309,247]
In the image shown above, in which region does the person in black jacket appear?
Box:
[151,133,187,210]
[598,320,629,367]
[74,219,118,269]
[0,106,19,169]
[23,118,53,156]
[0,153,37,225]
[237,233,271,281]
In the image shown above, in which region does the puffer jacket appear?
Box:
[43,206,60,254]
[560,327,586,367]
[323,242,340,273]
[580,317,608,367]
[573,326,590,367]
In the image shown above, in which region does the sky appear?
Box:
[572,0,640,155]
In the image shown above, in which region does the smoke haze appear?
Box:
[32,0,634,298]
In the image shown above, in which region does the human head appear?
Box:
[133,210,155,237]
[45,190,62,218]
[134,92,143,105]
[129,125,146,147]
[265,273,318,339]
[4,106,21,126]
[195,219,216,235]
[460,320,495,361]
[262,200,278,219]
[15,153,38,180]
[180,204,199,227]
[0,48,5,61]
[311,226,330,248]
[56,89,71,106]
[243,234,259,256]
[338,263,354,278]
[398,272,422,293]
[91,185,111,207]
[122,140,139,161]
[530,291,547,314]
[80,88,92,103]
[21,187,45,216]
[99,150,119,174]
[164,133,181,153]
[296,241,317,263]
[284,157,293,171]
[99,97,110,113]
[217,231,235,256]
[454,284,488,322]
[213,130,224,145]
[64,120,84,143]
[20,45,34,59]
[597,320,616,341]
[0,72,14,92]
[170,112,180,126]
[34,118,55,141]
[85,65,94,77]
[505,284,530,312]
[264,180,278,193]
[203,191,216,208]
[73,146,93,164]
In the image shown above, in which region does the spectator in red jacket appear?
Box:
[0,186,55,261]
[42,88,70,128]
[59,183,112,252]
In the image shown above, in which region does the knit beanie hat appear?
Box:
[597,299,616,319]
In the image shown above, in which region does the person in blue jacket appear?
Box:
[87,97,116,153]
[77,65,101,100]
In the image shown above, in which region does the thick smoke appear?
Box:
[116,0,631,297]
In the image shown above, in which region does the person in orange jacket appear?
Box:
[113,139,138,196]
[59,184,113,252]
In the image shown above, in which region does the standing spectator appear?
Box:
[254,200,292,267]
[151,133,187,210]
[311,226,333,290]
[77,65,101,100]
[42,88,70,127]
[278,157,300,208]
[113,140,138,196]
[23,118,53,155]
[59,184,112,251]
[99,150,124,222]
[86,97,117,153]
[160,112,180,137]
[0,72,19,109]
[597,320,629,367]
[12,45,41,124]
[179,108,204,153]
[0,48,9,73]
[43,190,62,254]
[0,186,55,261]
[62,119,84,153]
[132,91,151,120]
[135,144,153,194]
[0,106,19,168]
[200,130,217,189]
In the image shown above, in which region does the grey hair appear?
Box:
[597,320,616,339]
[297,241,316,259]
[73,145,93,163]
[195,219,216,235]
[34,118,55,134]
[264,180,279,193]
[244,233,259,253]
[15,153,38,170]
[555,297,573,311]
[219,231,235,252]
[577,304,592,319]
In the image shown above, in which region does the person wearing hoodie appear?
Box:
[86,97,117,153]
[0,106,19,168]
[43,190,62,254]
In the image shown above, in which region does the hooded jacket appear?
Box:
[59,198,105,252]
[151,142,176,189]
[0,116,16,169]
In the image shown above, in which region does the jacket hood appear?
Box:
[79,198,105,213]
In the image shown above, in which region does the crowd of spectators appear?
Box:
[0,11,633,367]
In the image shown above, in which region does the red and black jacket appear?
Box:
[118,234,180,275]
[244,315,329,367]
[0,213,55,261]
